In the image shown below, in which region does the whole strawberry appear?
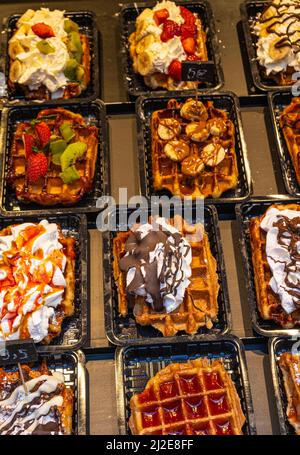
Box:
[35,122,51,148]
[27,153,48,183]
[22,133,35,158]
[32,23,55,39]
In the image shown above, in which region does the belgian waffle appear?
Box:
[129,357,245,435]
[129,2,208,91]
[280,97,300,185]
[0,220,76,344]
[8,107,98,206]
[249,203,300,328]
[0,362,74,434]
[151,98,238,199]
[113,215,219,336]
[279,352,300,435]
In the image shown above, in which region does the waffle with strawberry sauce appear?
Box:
[8,107,98,206]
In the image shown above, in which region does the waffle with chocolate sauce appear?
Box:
[129,357,246,435]
[253,0,300,86]
[280,97,300,185]
[279,352,300,435]
[0,363,74,435]
[249,203,300,328]
[8,108,98,206]
[113,215,219,337]
[150,98,238,199]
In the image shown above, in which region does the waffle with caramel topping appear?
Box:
[8,107,98,206]
[280,97,300,185]
[113,215,219,337]
[129,357,246,435]
[0,362,74,434]
[279,352,300,435]
[150,98,238,199]
[249,203,300,328]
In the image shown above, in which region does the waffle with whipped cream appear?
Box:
[150,98,238,199]
[249,203,300,328]
[279,352,300,435]
[280,97,300,185]
[129,358,245,435]
[129,1,208,91]
[0,220,75,344]
[8,107,98,206]
[0,362,73,435]
[113,215,219,336]
[8,8,91,100]
[252,0,300,86]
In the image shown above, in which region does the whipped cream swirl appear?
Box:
[260,207,300,314]
[119,217,192,313]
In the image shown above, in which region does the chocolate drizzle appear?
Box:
[119,219,191,312]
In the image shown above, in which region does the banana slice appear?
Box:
[17,9,35,27]
[201,143,226,167]
[206,118,227,137]
[181,155,204,177]
[158,118,181,141]
[136,34,155,54]
[136,9,154,41]
[164,140,190,162]
[185,122,210,142]
[9,60,22,83]
[137,50,155,76]
[8,41,25,59]
[269,39,291,61]
[180,99,208,122]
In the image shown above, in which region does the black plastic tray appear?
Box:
[269,336,300,435]
[0,100,110,216]
[120,1,224,97]
[240,1,294,92]
[115,335,256,435]
[236,196,300,337]
[0,350,87,434]
[268,91,300,197]
[0,213,88,351]
[104,205,231,346]
[1,11,100,105]
[136,91,252,204]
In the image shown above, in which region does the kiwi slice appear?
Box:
[50,139,67,155]
[76,65,85,82]
[52,153,62,166]
[67,31,82,54]
[64,18,79,33]
[60,123,75,142]
[37,40,55,54]
[60,165,80,183]
[73,51,83,63]
[64,58,78,81]
[60,141,87,172]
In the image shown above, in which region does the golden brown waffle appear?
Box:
[151,98,238,199]
[8,107,98,206]
[129,357,245,435]
[129,7,208,91]
[280,97,300,185]
[0,362,74,434]
[0,221,76,344]
[249,203,300,328]
[279,352,300,435]
[113,215,219,336]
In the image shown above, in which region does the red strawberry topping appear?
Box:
[31,22,55,39]
[34,122,51,148]
[154,8,169,25]
[186,54,201,61]
[161,20,180,42]
[180,22,197,39]
[27,153,48,183]
[168,60,182,82]
[182,37,196,55]
[180,6,195,24]
[23,133,35,158]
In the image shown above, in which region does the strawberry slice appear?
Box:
[34,122,51,148]
[181,22,197,39]
[186,54,201,61]
[32,22,55,39]
[168,60,182,82]
[23,133,35,158]
[161,20,180,42]
[27,153,48,183]
[182,37,196,55]
[180,6,195,24]
[154,8,169,25]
